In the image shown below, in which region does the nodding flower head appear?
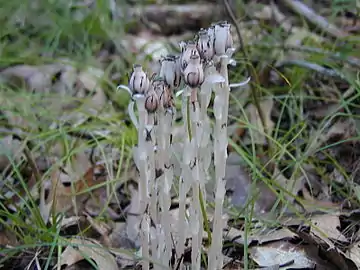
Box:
[152,78,174,109]
[144,88,159,113]
[183,55,204,88]
[197,28,215,62]
[213,21,233,56]
[180,41,201,74]
[159,55,182,89]
[129,64,150,95]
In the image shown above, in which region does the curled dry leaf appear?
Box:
[242,98,274,146]
[59,237,118,270]
[0,227,18,247]
[345,243,360,268]
[46,163,109,215]
[225,152,277,214]
[310,214,348,243]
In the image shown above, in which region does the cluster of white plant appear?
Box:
[119,21,250,270]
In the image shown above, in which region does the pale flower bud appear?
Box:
[183,55,204,88]
[197,28,215,62]
[144,89,159,113]
[152,78,173,109]
[180,41,201,73]
[129,64,150,95]
[213,22,233,56]
[159,55,181,89]
[161,86,174,109]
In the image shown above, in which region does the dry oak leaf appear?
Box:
[345,243,360,268]
[242,98,274,145]
[250,241,315,269]
[310,214,348,243]
[59,237,118,270]
[46,164,108,214]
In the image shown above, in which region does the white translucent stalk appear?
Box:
[208,179,226,270]
[189,88,203,270]
[155,107,175,268]
[133,95,151,270]
[199,64,222,187]
[140,213,150,270]
[144,115,160,268]
[148,127,158,225]
[208,55,230,270]
[150,225,166,270]
[176,86,193,265]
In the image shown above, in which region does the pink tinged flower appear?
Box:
[144,89,159,113]
[129,64,150,95]
[183,55,204,88]
[180,41,201,74]
[152,79,174,109]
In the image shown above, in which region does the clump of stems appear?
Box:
[118,21,250,270]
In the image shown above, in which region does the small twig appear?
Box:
[280,0,348,38]
[66,130,101,141]
[249,43,360,69]
[22,144,41,183]
[276,59,346,80]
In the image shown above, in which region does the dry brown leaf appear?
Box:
[85,214,112,247]
[0,62,107,117]
[76,66,107,112]
[250,241,315,269]
[46,163,108,215]
[226,226,296,246]
[242,98,274,146]
[0,136,24,172]
[345,243,360,268]
[256,228,297,244]
[0,228,18,246]
[225,152,277,214]
[59,237,118,270]
[300,187,341,213]
[222,260,243,270]
[0,65,55,92]
[310,214,348,243]
[321,118,356,143]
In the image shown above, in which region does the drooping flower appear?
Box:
[213,21,233,56]
[180,41,201,74]
[183,55,204,88]
[152,78,174,109]
[129,64,150,95]
[144,88,159,113]
[159,55,182,89]
[197,28,215,62]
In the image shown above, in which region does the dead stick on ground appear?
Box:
[249,43,360,69]
[280,0,348,38]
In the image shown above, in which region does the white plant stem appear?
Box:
[134,95,151,270]
[208,55,230,270]
[156,109,175,268]
[190,93,204,270]
[176,87,193,265]
[199,65,216,186]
